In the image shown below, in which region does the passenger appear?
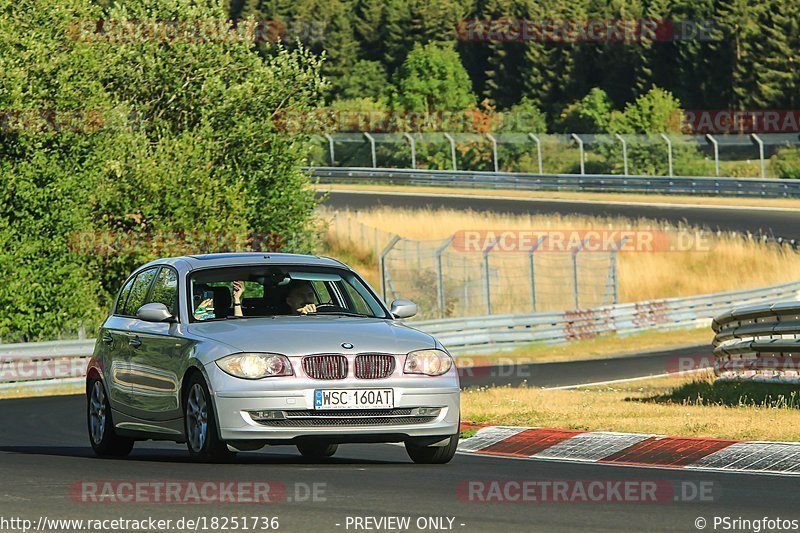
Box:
[193,280,245,320]
[285,280,317,315]
[232,280,245,317]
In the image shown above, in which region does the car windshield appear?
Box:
[188,265,390,322]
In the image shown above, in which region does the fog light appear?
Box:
[411,407,441,417]
[248,410,286,421]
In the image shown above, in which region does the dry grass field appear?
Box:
[320,206,800,304]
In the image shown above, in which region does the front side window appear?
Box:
[148,267,178,317]
[121,267,157,317]
[114,275,136,315]
[188,265,389,322]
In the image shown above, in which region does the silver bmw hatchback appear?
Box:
[86,253,461,463]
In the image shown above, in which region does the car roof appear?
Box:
[141,252,349,271]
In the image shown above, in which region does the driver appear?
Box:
[285,280,317,315]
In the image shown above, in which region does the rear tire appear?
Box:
[405,433,459,464]
[297,442,338,459]
[87,379,134,457]
[184,373,235,462]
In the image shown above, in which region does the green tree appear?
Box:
[556,88,614,133]
[0,0,325,340]
[336,60,390,101]
[391,43,476,113]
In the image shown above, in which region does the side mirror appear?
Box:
[136,302,174,323]
[390,299,417,319]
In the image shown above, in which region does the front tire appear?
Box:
[87,379,134,457]
[297,442,338,460]
[184,374,235,462]
[405,433,459,464]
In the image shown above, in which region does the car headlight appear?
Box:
[403,349,453,376]
[216,353,293,379]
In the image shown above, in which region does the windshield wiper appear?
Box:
[314,311,368,318]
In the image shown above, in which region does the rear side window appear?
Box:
[148,267,178,317]
[120,268,157,316]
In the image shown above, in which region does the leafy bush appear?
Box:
[0,0,326,341]
[770,147,800,179]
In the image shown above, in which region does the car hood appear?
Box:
[187,316,436,356]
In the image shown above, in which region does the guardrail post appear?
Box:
[571,237,589,309]
[528,133,543,174]
[571,133,585,175]
[403,132,416,169]
[751,133,765,178]
[706,134,720,177]
[614,133,628,176]
[660,133,673,177]
[436,236,455,319]
[528,236,547,312]
[482,239,498,315]
[324,133,335,166]
[443,133,457,171]
[379,235,401,302]
[486,133,499,172]
[363,132,377,168]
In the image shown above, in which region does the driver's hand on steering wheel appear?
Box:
[297,303,317,315]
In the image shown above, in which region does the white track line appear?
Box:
[543,367,711,390]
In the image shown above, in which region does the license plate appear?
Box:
[313,389,394,410]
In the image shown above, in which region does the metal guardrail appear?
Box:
[712,301,800,382]
[415,280,800,355]
[310,167,800,199]
[2,281,798,396]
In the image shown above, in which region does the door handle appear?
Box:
[128,336,142,349]
[101,333,113,345]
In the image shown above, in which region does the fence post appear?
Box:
[482,239,498,315]
[463,254,469,313]
[610,236,629,304]
[443,133,457,171]
[571,133,585,175]
[436,236,455,318]
[486,133,499,172]
[614,133,628,176]
[380,235,401,302]
[403,132,416,169]
[324,133,335,166]
[660,133,673,177]
[706,134,719,177]
[751,133,765,178]
[571,237,589,309]
[528,235,547,312]
[363,132,377,168]
[528,133,543,174]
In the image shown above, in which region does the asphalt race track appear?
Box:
[457,344,711,389]
[1,345,795,532]
[322,190,800,240]
[1,386,799,532]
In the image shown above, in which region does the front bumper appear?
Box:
[205,361,460,443]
